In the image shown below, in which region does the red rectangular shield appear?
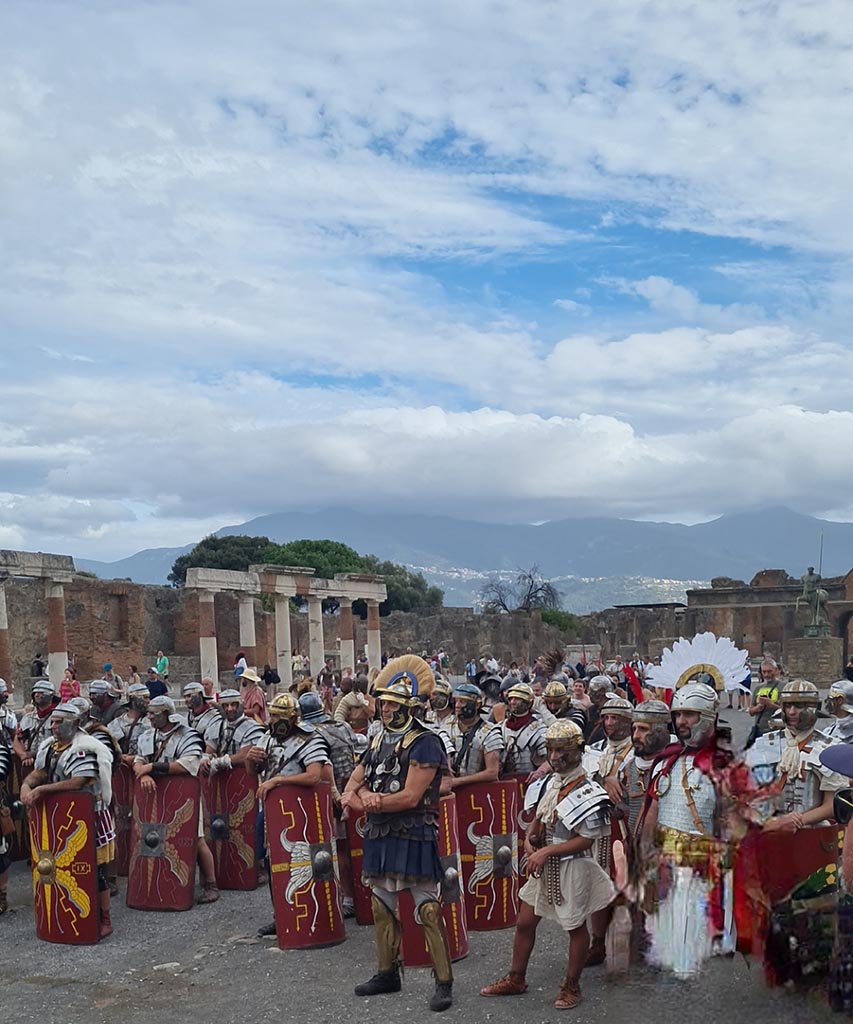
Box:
[29,790,100,944]
[456,779,519,930]
[202,765,258,890]
[735,822,842,976]
[265,781,345,949]
[112,762,134,877]
[400,793,469,966]
[344,810,374,925]
[126,775,199,911]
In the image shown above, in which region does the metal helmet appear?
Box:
[600,696,634,720]
[546,719,585,748]
[632,699,672,756]
[452,681,482,721]
[543,680,569,712]
[780,678,820,730]
[298,691,326,723]
[182,681,205,696]
[780,679,821,704]
[0,678,8,695]
[632,699,672,725]
[148,695,179,720]
[431,675,452,710]
[269,693,301,725]
[32,679,57,696]
[827,679,853,715]
[505,682,535,716]
[69,696,91,718]
[50,702,81,741]
[587,675,611,701]
[217,688,242,703]
[127,682,149,698]
[671,681,718,746]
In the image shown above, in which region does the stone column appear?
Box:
[366,599,381,671]
[0,579,10,687]
[275,595,293,691]
[238,595,258,670]
[198,590,219,685]
[308,596,325,676]
[339,597,355,674]
[46,580,69,686]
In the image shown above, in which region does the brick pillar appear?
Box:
[238,595,257,671]
[0,580,11,689]
[46,580,68,686]
[198,590,219,685]
[366,599,381,671]
[275,595,293,692]
[308,596,325,676]
[339,597,355,674]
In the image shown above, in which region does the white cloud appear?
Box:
[1,2,853,556]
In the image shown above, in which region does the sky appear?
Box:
[2,1,853,561]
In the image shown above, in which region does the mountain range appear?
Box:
[74,505,849,611]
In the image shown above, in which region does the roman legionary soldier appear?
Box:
[823,679,853,743]
[20,703,116,937]
[583,675,612,745]
[640,680,732,975]
[499,682,547,778]
[253,692,330,937]
[480,720,615,1009]
[183,681,221,736]
[202,688,266,771]
[427,677,455,731]
[746,679,847,830]
[585,695,634,964]
[133,695,220,904]
[88,679,124,728]
[15,680,59,768]
[0,720,13,913]
[626,700,673,834]
[447,682,505,787]
[107,683,153,764]
[341,655,454,1012]
[0,679,17,744]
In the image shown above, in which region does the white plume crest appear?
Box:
[645,632,748,693]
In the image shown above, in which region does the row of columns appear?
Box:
[196,591,382,687]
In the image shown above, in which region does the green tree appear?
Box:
[540,608,583,637]
[169,535,274,586]
[266,539,366,579]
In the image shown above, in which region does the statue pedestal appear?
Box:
[784,636,844,688]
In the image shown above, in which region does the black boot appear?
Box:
[354,967,402,996]
[257,921,276,937]
[355,895,403,997]
[419,901,453,1012]
[430,980,453,1012]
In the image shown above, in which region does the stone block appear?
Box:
[784,636,844,688]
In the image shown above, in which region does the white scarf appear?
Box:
[598,735,633,779]
[70,729,115,805]
[778,727,811,781]
[537,764,585,824]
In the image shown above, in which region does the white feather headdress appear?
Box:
[645,632,748,693]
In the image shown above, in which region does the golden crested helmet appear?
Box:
[545,719,584,748]
[543,680,569,702]
[780,678,820,705]
[600,696,634,720]
[269,692,301,724]
[373,655,435,707]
